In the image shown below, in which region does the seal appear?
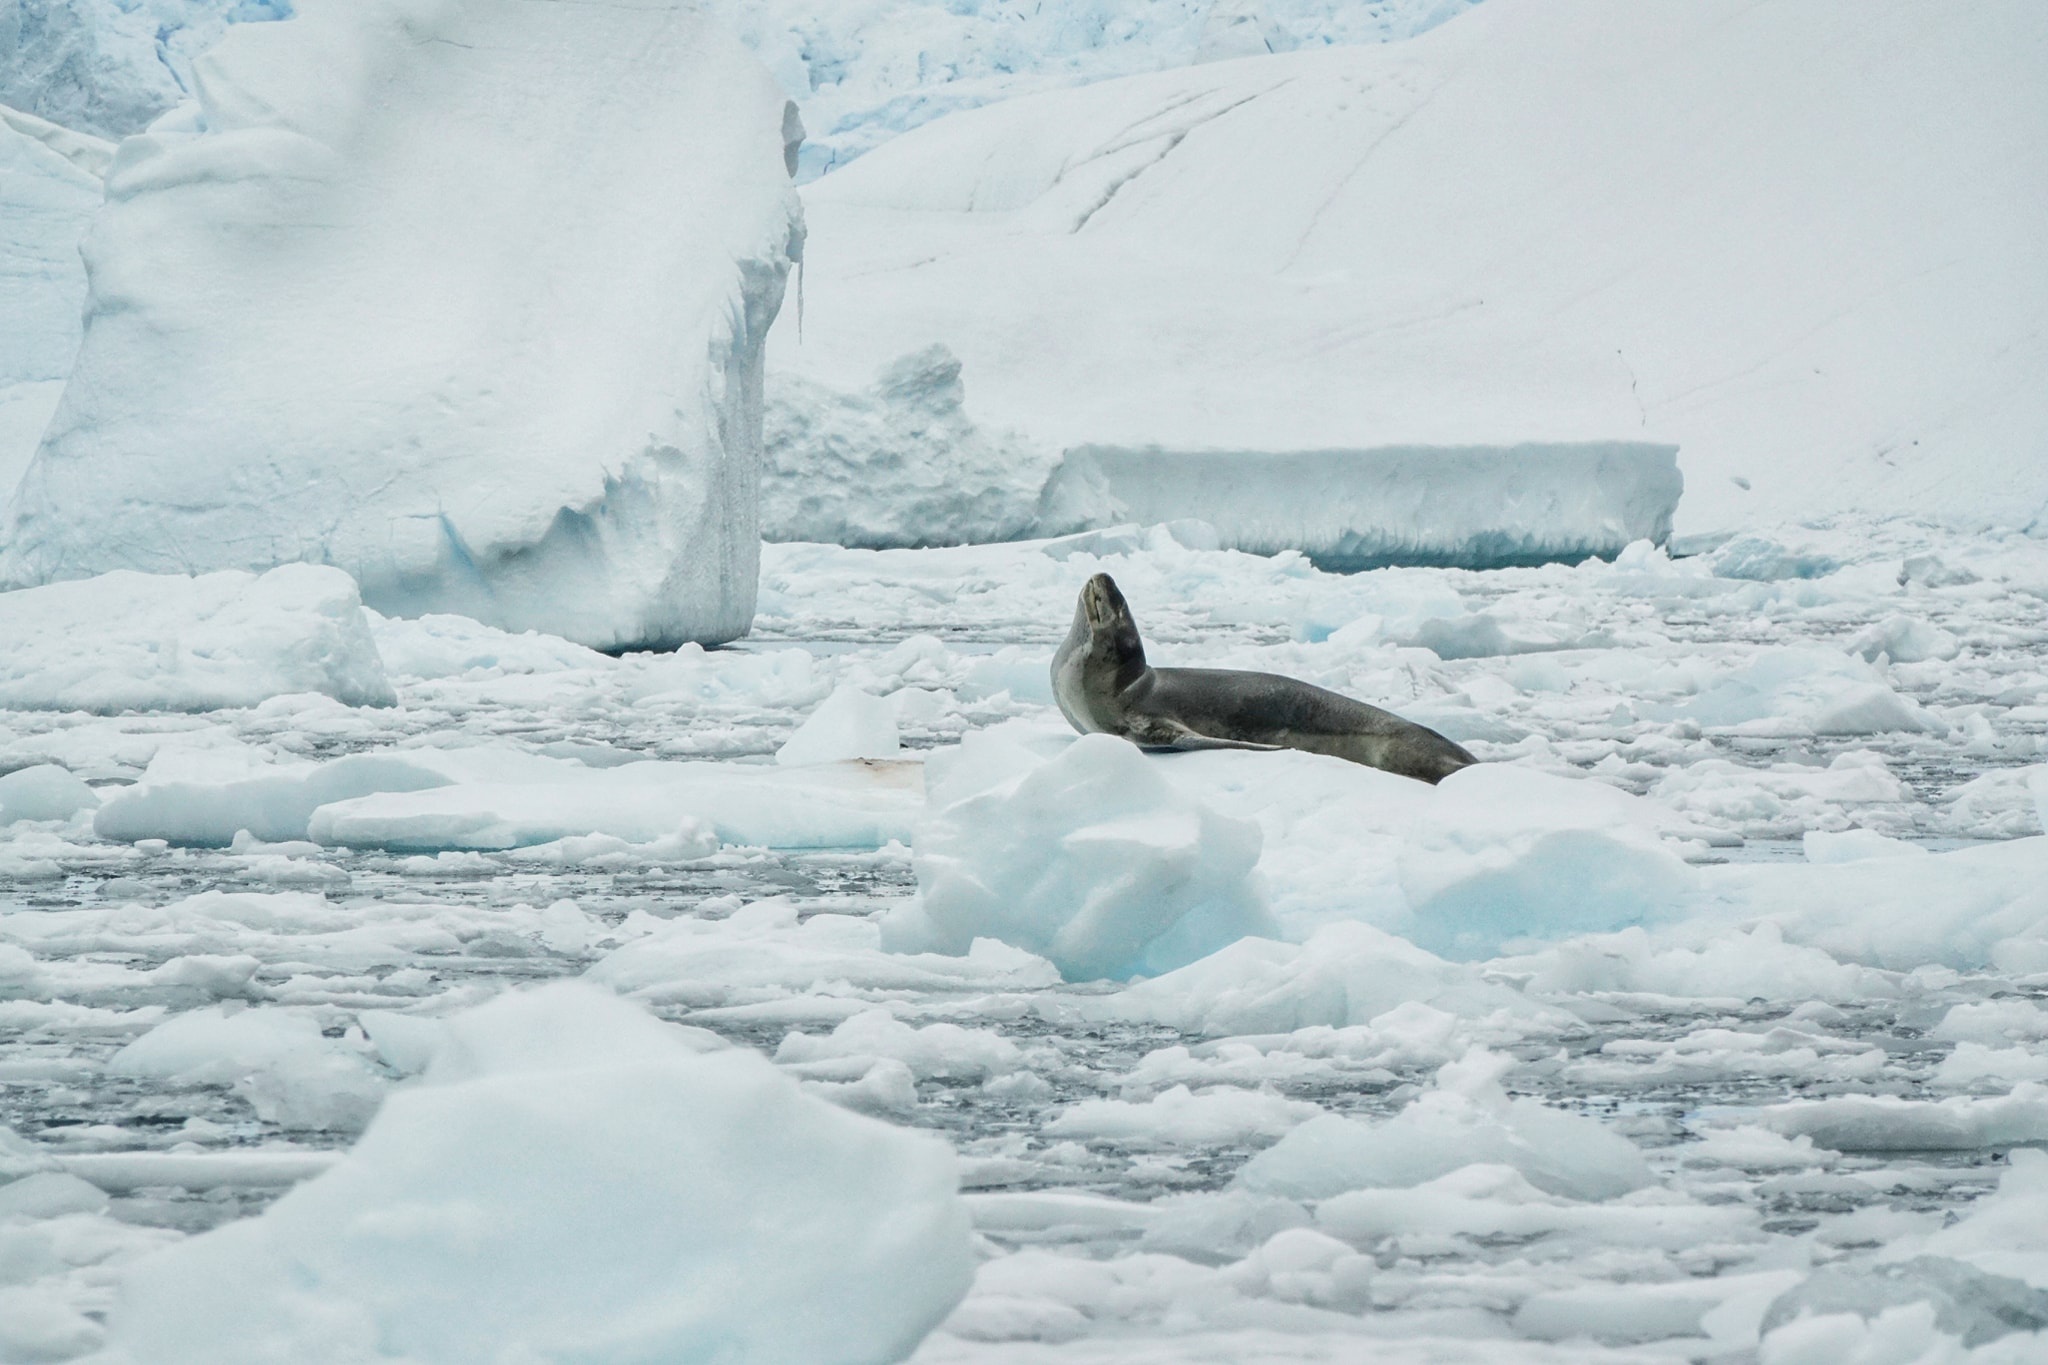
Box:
[1051,572,1478,784]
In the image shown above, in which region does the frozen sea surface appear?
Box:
[3,518,2047,1361]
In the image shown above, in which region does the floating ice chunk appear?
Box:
[1239,1047,1652,1201]
[1517,1269,1807,1348]
[0,763,98,823]
[1312,1161,1749,1250]
[307,756,923,852]
[884,731,1273,981]
[108,1005,387,1131]
[1804,828,1930,864]
[1897,1149,2048,1292]
[1707,533,1842,582]
[1681,1125,1836,1172]
[1044,1085,1323,1147]
[1671,647,1937,736]
[102,984,973,1365]
[1933,1044,2048,1091]
[1932,1001,2048,1047]
[0,566,394,712]
[778,684,902,765]
[589,897,1058,1010]
[1850,614,1962,664]
[1698,836,2048,974]
[1508,922,1891,1003]
[1757,1083,2048,1152]
[2,0,803,650]
[1110,920,1533,1037]
[367,612,610,681]
[96,751,453,846]
[1398,764,1697,959]
[776,1009,1024,1081]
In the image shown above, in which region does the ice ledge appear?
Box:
[1037,442,1684,570]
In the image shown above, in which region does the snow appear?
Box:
[776,0,2048,538]
[0,0,804,650]
[98,983,975,1365]
[0,566,394,712]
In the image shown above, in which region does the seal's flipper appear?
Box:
[1158,733,1284,753]
[1130,718,1281,753]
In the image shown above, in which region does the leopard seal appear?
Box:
[1051,572,1478,784]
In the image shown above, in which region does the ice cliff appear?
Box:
[0,0,805,651]
[0,107,106,503]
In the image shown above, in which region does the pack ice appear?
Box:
[0,0,805,650]
[775,0,2048,540]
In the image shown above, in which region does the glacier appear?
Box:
[773,0,2048,539]
[0,0,805,650]
[0,0,1480,172]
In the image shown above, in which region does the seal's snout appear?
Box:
[1081,573,1125,631]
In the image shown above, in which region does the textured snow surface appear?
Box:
[4,519,2048,1361]
[0,0,804,649]
[0,565,394,712]
[777,0,2048,537]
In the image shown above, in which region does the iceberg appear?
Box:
[0,0,804,650]
[1038,442,1683,569]
[0,565,394,712]
[0,107,106,502]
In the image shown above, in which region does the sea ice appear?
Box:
[882,729,1274,980]
[1239,1047,1653,1201]
[1397,763,1698,959]
[0,0,804,650]
[108,1005,387,1131]
[0,764,98,824]
[777,684,902,765]
[99,983,975,1365]
[0,566,394,712]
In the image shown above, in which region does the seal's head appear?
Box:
[1076,573,1147,684]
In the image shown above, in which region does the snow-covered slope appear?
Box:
[0,108,107,504]
[776,0,2048,536]
[0,0,804,650]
